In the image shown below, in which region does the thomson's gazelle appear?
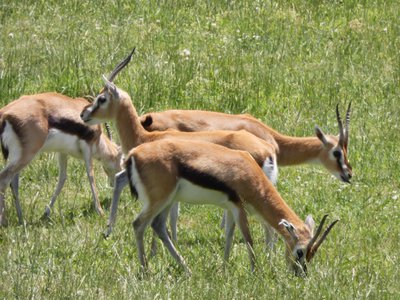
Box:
[124,138,338,275]
[140,104,353,183]
[0,93,122,225]
[80,50,281,250]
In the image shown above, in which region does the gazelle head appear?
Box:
[81,48,135,125]
[315,103,352,183]
[280,214,339,277]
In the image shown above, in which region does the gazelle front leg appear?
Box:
[105,170,129,237]
[43,153,68,218]
[263,224,278,250]
[169,202,179,241]
[81,143,104,216]
[230,204,256,272]
[223,210,236,263]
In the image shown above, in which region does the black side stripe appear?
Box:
[177,161,240,203]
[48,116,96,141]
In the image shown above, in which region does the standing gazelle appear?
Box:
[0,93,123,226]
[140,104,352,183]
[124,138,338,275]
[80,50,282,249]
[81,84,279,249]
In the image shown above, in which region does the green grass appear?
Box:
[0,0,399,298]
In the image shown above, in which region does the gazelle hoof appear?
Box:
[42,206,51,218]
[103,227,112,239]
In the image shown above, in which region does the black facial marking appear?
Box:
[125,158,138,199]
[177,162,240,202]
[48,116,96,141]
[297,249,304,260]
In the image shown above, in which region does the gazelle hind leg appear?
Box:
[43,153,68,218]
[151,208,191,275]
[150,203,179,257]
[0,159,34,225]
[10,174,23,224]
[132,208,155,270]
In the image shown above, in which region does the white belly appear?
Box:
[174,179,232,208]
[42,129,84,158]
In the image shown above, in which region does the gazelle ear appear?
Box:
[102,75,119,98]
[279,219,298,242]
[315,126,330,146]
[305,215,315,236]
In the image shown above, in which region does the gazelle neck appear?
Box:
[115,99,149,154]
[273,134,323,166]
[248,179,309,243]
[94,134,119,160]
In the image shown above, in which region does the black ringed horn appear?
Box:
[307,219,339,261]
[336,104,345,147]
[108,47,136,82]
[307,214,328,253]
[344,102,352,148]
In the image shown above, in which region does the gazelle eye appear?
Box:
[333,150,341,158]
[98,96,106,104]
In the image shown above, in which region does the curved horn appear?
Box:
[306,214,328,253]
[306,219,339,261]
[336,104,345,147]
[104,123,113,141]
[108,47,136,82]
[344,102,351,149]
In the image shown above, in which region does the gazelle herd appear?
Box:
[0,48,352,277]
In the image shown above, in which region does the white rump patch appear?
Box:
[262,155,278,185]
[1,121,22,165]
[127,157,151,210]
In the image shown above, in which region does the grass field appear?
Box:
[0,0,399,298]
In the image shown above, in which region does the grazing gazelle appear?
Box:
[123,138,338,275]
[140,104,353,183]
[80,65,281,249]
[0,93,123,226]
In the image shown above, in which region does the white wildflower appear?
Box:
[181,49,191,57]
